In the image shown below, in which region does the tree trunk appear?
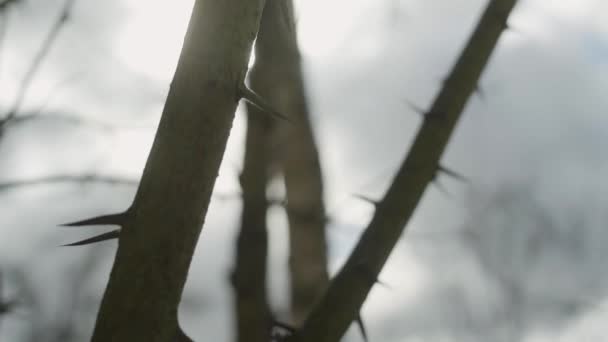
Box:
[90,1,266,341]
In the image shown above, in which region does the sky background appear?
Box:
[1,0,608,341]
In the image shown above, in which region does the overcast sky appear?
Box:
[1,0,608,341]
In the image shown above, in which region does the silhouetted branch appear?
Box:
[288,1,519,341]
[251,0,330,326]
[89,0,267,340]
[231,16,275,340]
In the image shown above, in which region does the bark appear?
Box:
[90,1,266,341]
[288,1,519,341]
[254,0,329,325]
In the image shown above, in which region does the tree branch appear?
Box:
[253,0,330,326]
[288,1,519,341]
[89,1,267,341]
[231,77,273,342]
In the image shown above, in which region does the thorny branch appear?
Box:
[288,1,520,341]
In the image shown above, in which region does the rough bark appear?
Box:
[288,1,519,341]
[90,1,266,341]
[254,0,329,325]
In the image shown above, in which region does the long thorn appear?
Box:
[432,178,452,198]
[404,99,425,116]
[61,211,127,227]
[238,84,291,122]
[62,229,120,246]
[355,314,368,342]
[437,164,468,183]
[352,194,380,207]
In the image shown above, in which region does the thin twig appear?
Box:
[2,0,76,124]
[0,174,138,191]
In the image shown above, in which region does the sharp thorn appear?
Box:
[493,10,520,35]
[272,320,296,333]
[355,313,369,342]
[239,84,291,122]
[354,261,388,288]
[352,194,380,207]
[432,178,452,198]
[60,211,127,227]
[437,165,468,183]
[404,99,426,116]
[61,229,120,246]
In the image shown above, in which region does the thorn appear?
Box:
[238,84,291,122]
[432,178,452,198]
[355,313,369,342]
[352,194,380,207]
[436,164,468,183]
[493,10,510,31]
[493,10,522,35]
[60,211,128,227]
[272,320,296,333]
[354,261,389,288]
[404,99,425,116]
[405,99,446,121]
[61,229,120,246]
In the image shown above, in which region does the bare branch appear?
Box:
[1,0,76,125]
[89,1,267,340]
[288,1,520,341]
